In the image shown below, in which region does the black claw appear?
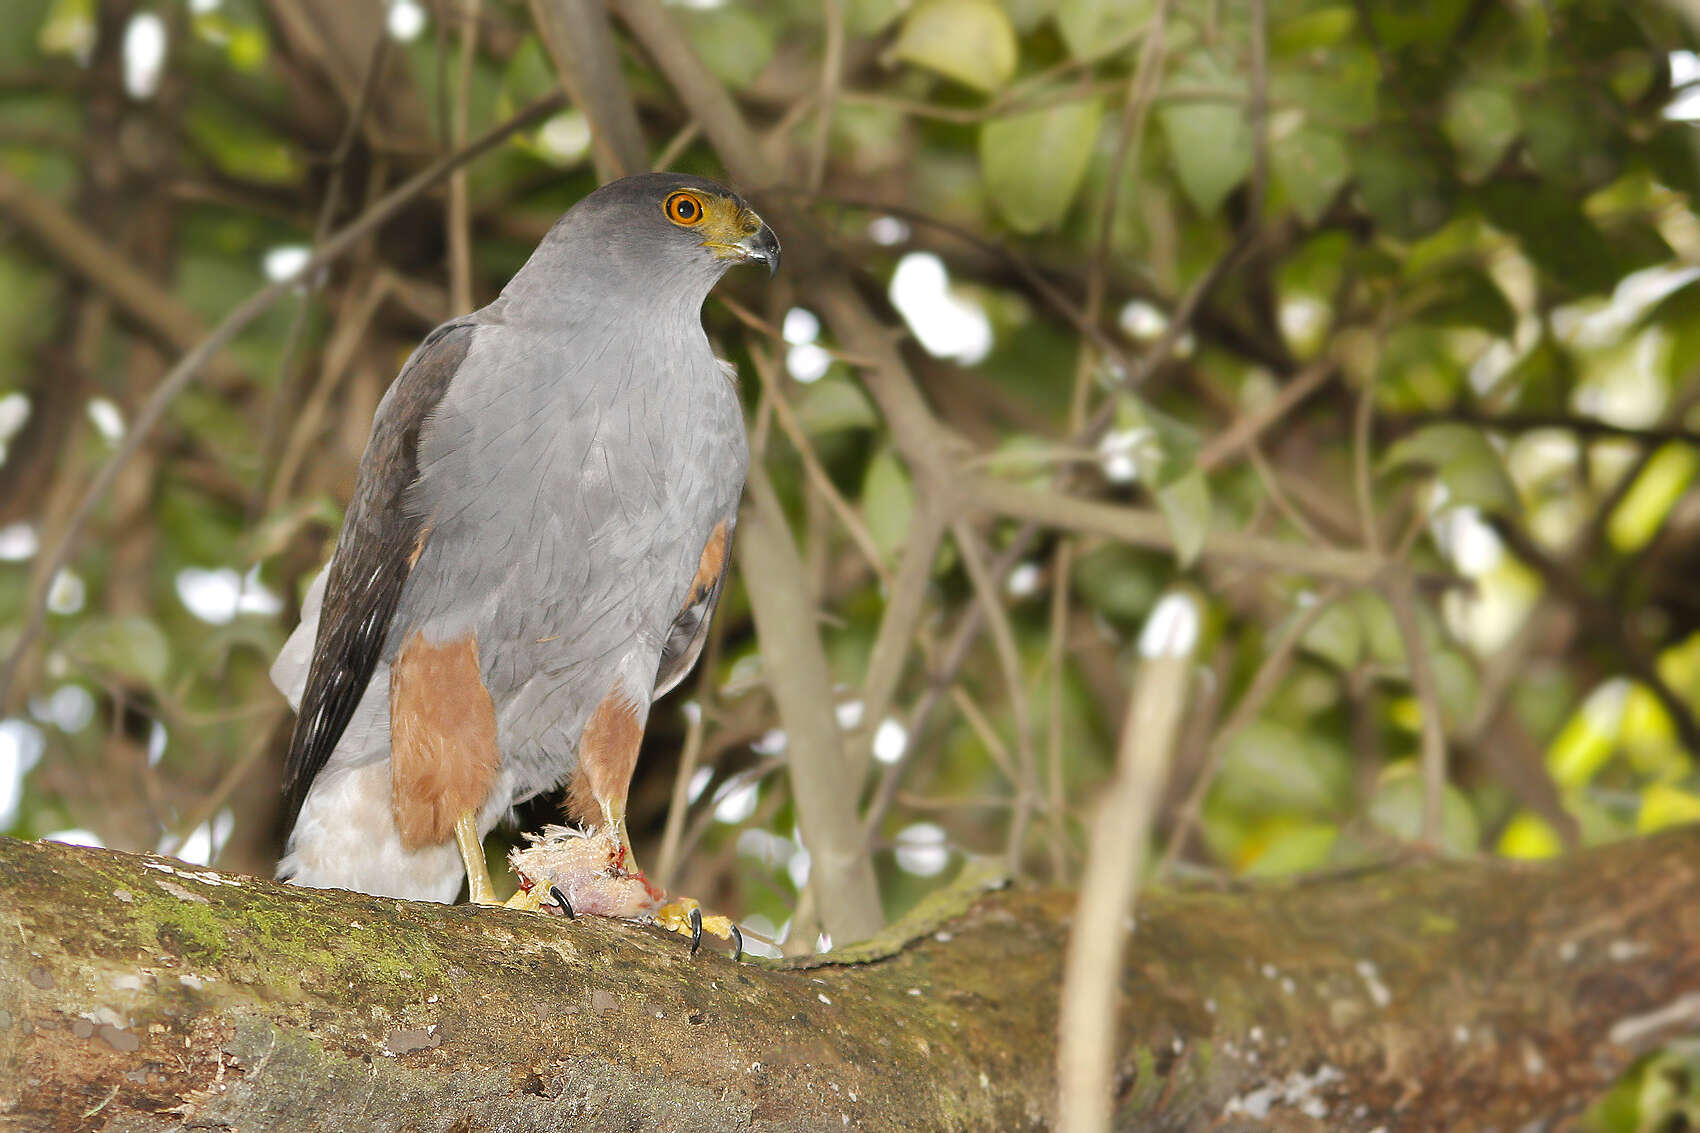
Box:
[688,906,704,955]
[549,886,575,919]
[729,924,743,964]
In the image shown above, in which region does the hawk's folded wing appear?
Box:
[281,319,475,825]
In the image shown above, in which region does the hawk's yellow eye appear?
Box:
[665,190,707,226]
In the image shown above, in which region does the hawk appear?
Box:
[271,173,777,944]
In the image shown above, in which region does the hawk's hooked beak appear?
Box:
[737,223,781,278]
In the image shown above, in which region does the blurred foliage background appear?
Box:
[4,0,1700,1122]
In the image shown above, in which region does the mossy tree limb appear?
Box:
[3,829,1700,1131]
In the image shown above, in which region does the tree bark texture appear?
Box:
[3,829,1699,1131]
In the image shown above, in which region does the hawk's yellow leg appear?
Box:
[454,810,503,907]
[600,797,639,875]
[593,799,738,955]
[455,809,549,910]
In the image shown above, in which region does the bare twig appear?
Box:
[950,520,1039,872]
[1056,591,1199,1133]
[653,699,707,891]
[850,505,946,779]
[970,479,1390,584]
[529,0,648,179]
[267,270,398,511]
[1196,358,1338,472]
[808,0,845,192]
[448,0,483,315]
[1159,585,1345,874]
[744,345,890,586]
[1045,17,1169,877]
[737,461,885,942]
[255,31,392,514]
[1383,573,1450,845]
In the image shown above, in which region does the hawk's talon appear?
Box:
[654,896,740,958]
[501,883,546,912]
[729,923,743,964]
[550,885,576,919]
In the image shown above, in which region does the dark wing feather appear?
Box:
[281,319,475,825]
[653,524,734,698]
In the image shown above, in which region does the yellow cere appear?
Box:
[664,190,764,261]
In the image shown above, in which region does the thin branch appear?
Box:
[529,0,648,179]
[950,520,1040,872]
[851,506,946,781]
[1057,591,1198,1133]
[1353,372,1384,555]
[448,0,484,315]
[970,479,1392,585]
[1158,584,1345,875]
[653,699,707,891]
[266,270,397,512]
[1383,573,1450,846]
[808,0,845,192]
[744,344,890,587]
[1196,358,1338,472]
[254,31,392,515]
[1387,409,1700,448]
[737,460,885,942]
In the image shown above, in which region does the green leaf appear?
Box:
[848,0,908,35]
[1301,590,1402,670]
[1477,182,1620,297]
[1646,277,1700,383]
[1645,123,1700,200]
[63,616,171,688]
[1409,265,1515,338]
[980,98,1104,233]
[1271,42,1379,129]
[1361,0,1469,51]
[1054,0,1153,58]
[37,0,93,58]
[499,34,558,110]
[677,6,777,91]
[1003,0,1059,34]
[1158,50,1251,216]
[1519,83,1621,194]
[1270,125,1350,225]
[1382,423,1519,514]
[1443,85,1519,182]
[796,374,878,434]
[1301,599,1363,670]
[862,447,915,560]
[1639,782,1700,833]
[1609,443,1700,553]
[1352,128,1454,240]
[891,0,1018,94]
[1155,467,1211,568]
[1214,718,1351,816]
[1428,648,1479,732]
[1492,332,1576,412]
[1269,6,1355,54]
[1241,820,1340,877]
[1072,545,1164,623]
[1367,764,1479,854]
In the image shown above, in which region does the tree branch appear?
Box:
[5,828,1700,1129]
